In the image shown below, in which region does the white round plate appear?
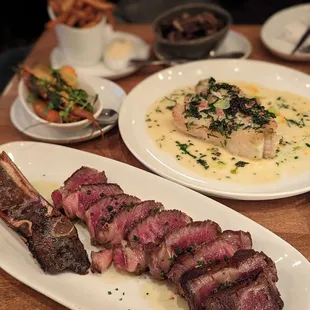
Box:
[261,4,310,61]
[10,76,126,144]
[154,30,252,60]
[119,59,310,200]
[50,31,150,79]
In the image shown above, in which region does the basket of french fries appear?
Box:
[47,0,116,29]
[47,0,116,66]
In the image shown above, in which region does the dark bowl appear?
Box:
[152,3,232,59]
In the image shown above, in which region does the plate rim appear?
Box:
[0,140,309,310]
[10,76,126,144]
[118,58,310,200]
[260,3,310,62]
[154,30,252,60]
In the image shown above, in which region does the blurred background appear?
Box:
[0,0,308,92]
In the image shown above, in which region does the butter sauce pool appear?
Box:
[146,82,310,185]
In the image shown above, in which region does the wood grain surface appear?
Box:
[0,25,309,310]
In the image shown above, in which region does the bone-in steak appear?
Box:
[51,166,107,209]
[0,152,90,275]
[91,249,113,273]
[113,245,146,274]
[62,183,123,219]
[85,194,141,243]
[168,230,252,294]
[148,220,221,280]
[201,274,284,310]
[113,210,192,274]
[127,209,192,250]
[181,249,278,310]
[95,201,164,246]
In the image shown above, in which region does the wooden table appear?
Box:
[0,25,309,310]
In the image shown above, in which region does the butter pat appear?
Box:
[103,38,136,71]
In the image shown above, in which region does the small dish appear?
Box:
[261,3,310,62]
[18,75,103,134]
[153,30,252,60]
[12,76,125,144]
[50,31,150,79]
[103,37,137,72]
[152,3,232,59]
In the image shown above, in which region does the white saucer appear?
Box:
[50,31,150,79]
[154,30,252,60]
[261,4,310,61]
[10,76,126,144]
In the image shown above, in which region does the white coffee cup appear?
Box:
[48,6,113,67]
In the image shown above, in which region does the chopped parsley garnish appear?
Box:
[196,158,209,170]
[211,148,221,157]
[185,121,195,128]
[169,255,177,264]
[164,96,177,110]
[133,235,140,242]
[285,118,305,128]
[235,161,249,167]
[306,143,310,148]
[166,105,176,110]
[186,245,196,253]
[215,281,234,292]
[231,161,249,174]
[176,141,196,158]
[182,77,276,138]
[196,260,205,267]
[176,141,209,169]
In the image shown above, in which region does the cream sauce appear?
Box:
[146,82,310,185]
[32,180,59,202]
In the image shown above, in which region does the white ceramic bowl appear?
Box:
[18,75,103,134]
[47,6,112,67]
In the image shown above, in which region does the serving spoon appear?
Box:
[97,109,119,126]
[130,51,245,68]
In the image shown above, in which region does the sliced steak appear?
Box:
[168,230,252,294]
[91,249,113,273]
[127,209,193,249]
[148,220,222,280]
[202,274,284,310]
[95,201,164,246]
[51,189,64,210]
[182,249,278,310]
[51,166,107,209]
[114,210,192,274]
[64,166,107,191]
[85,194,141,242]
[113,245,146,273]
[62,183,123,219]
[0,152,90,275]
